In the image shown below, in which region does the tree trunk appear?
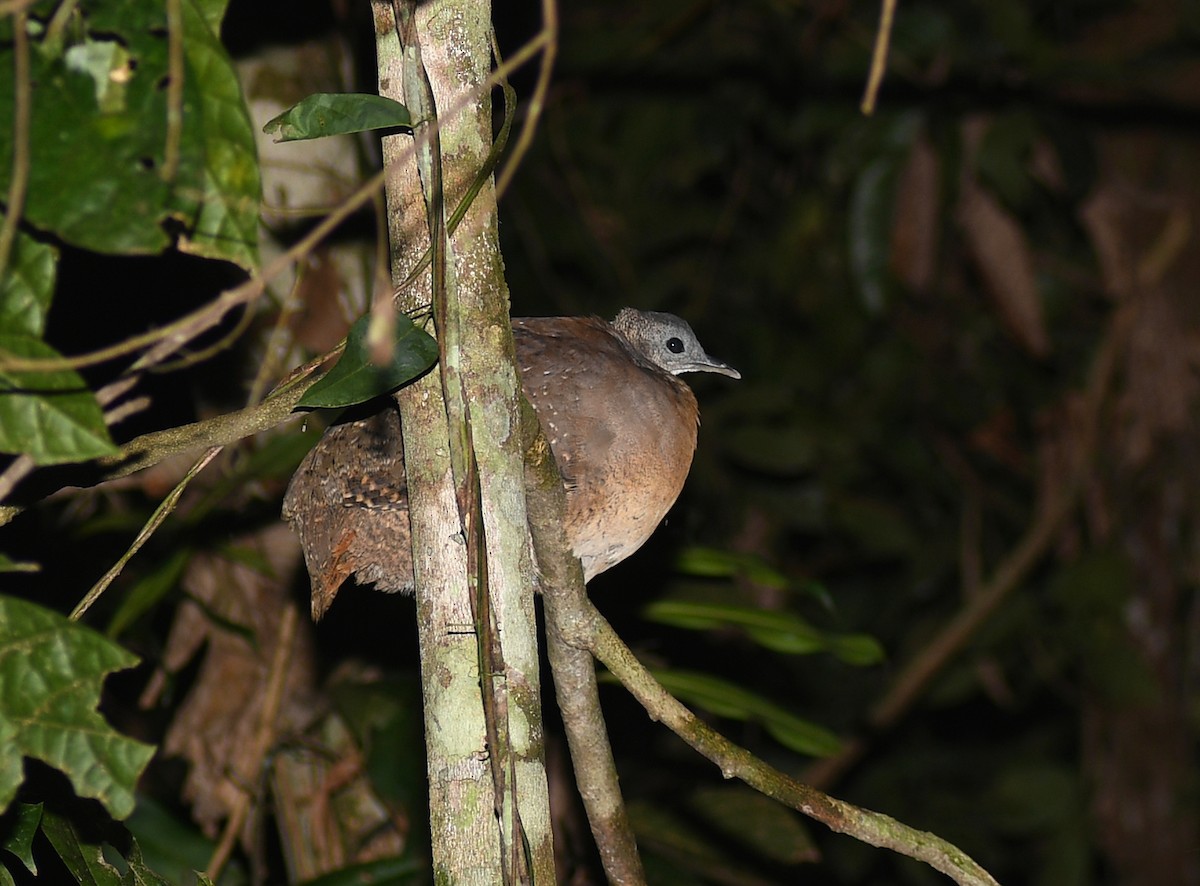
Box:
[372,1,554,881]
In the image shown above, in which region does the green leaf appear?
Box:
[105,548,192,639]
[39,807,172,886]
[125,797,219,886]
[0,1,259,270]
[172,0,260,269]
[0,335,118,465]
[264,93,413,142]
[673,546,789,590]
[1,802,42,876]
[39,808,123,886]
[825,633,886,666]
[650,669,841,757]
[0,597,156,820]
[687,786,816,864]
[643,600,884,665]
[0,553,39,573]
[0,233,57,337]
[298,854,425,886]
[848,156,899,314]
[189,0,230,34]
[297,314,438,409]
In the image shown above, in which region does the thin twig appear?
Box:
[70,446,223,621]
[0,0,43,16]
[0,456,35,505]
[0,9,32,282]
[575,608,1001,886]
[860,0,897,115]
[494,0,557,199]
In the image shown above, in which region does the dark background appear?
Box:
[7,1,1199,884]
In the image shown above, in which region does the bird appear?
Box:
[283,308,740,618]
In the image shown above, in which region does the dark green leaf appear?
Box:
[39,808,123,886]
[825,633,886,666]
[644,600,883,665]
[651,669,841,757]
[687,786,817,864]
[264,93,412,142]
[673,547,789,589]
[0,597,156,819]
[297,854,425,886]
[0,1,259,269]
[0,335,118,465]
[0,553,39,573]
[848,156,899,314]
[0,233,56,337]
[105,549,192,639]
[297,314,438,409]
[1,802,42,875]
[39,807,172,886]
[126,797,219,886]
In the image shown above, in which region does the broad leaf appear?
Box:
[297,314,438,409]
[0,335,118,465]
[0,0,259,270]
[264,93,412,142]
[0,597,156,819]
[0,233,56,337]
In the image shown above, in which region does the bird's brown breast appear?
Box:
[513,317,700,578]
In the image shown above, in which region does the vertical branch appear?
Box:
[0,9,31,280]
[373,1,554,880]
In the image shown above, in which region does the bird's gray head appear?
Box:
[611,308,741,379]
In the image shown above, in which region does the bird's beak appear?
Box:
[706,360,741,380]
[684,354,740,379]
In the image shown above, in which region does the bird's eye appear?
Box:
[666,337,685,354]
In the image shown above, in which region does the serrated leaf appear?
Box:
[1,802,42,876]
[0,0,259,270]
[0,335,118,465]
[264,93,412,142]
[297,314,438,409]
[0,232,57,337]
[0,597,156,819]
